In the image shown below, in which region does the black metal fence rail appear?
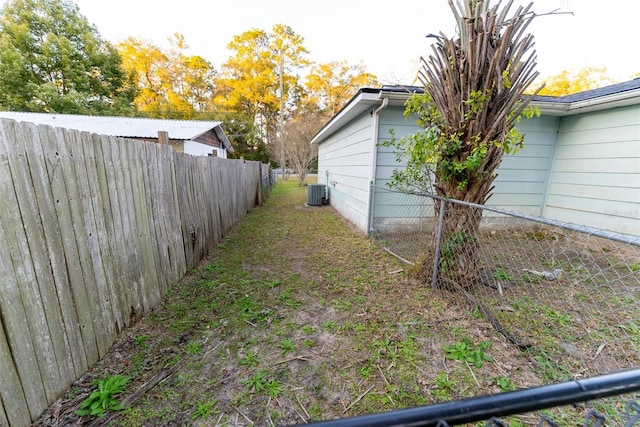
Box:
[310,369,640,427]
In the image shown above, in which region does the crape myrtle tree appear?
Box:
[283,103,320,185]
[0,0,135,114]
[389,0,543,286]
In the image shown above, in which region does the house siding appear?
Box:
[373,107,435,231]
[543,104,640,236]
[315,84,640,238]
[490,115,559,214]
[371,110,558,231]
[317,112,375,232]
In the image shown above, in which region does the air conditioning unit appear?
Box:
[307,184,326,206]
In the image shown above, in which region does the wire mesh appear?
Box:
[371,185,639,424]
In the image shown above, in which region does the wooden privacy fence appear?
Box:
[0,118,264,426]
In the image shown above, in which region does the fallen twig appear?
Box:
[343,384,375,414]
[465,361,481,388]
[376,364,390,388]
[593,343,606,360]
[296,394,311,421]
[383,247,415,266]
[232,405,254,425]
[273,355,312,365]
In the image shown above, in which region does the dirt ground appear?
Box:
[33,181,638,426]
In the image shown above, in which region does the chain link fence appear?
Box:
[371,185,640,425]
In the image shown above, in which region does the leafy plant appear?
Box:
[76,375,131,417]
[134,334,149,348]
[302,339,316,348]
[321,321,337,331]
[239,350,260,367]
[186,340,202,355]
[192,399,218,420]
[265,380,282,398]
[301,324,315,334]
[431,371,455,400]
[243,370,268,393]
[616,321,640,343]
[493,268,514,281]
[278,339,296,356]
[203,261,223,273]
[494,376,516,391]
[279,286,301,307]
[266,278,281,288]
[443,337,493,368]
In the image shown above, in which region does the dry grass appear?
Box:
[34,180,639,426]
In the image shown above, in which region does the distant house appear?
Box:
[0,112,234,158]
[311,79,640,237]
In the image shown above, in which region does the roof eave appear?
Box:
[211,125,234,153]
[533,88,640,116]
[311,88,419,145]
[310,90,382,145]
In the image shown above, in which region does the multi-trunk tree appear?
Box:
[389,0,543,286]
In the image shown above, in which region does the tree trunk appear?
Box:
[417,180,486,288]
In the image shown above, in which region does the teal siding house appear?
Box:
[311,79,640,237]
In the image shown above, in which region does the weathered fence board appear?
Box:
[0,231,32,427]
[0,119,50,420]
[3,120,64,405]
[0,118,265,426]
[131,140,160,311]
[22,122,86,386]
[47,126,100,367]
[76,131,117,354]
[40,125,95,373]
[66,129,111,358]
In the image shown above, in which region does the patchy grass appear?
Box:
[34,180,638,426]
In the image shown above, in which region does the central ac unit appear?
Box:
[307,184,326,206]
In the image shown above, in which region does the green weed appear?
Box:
[265,380,282,398]
[134,334,149,348]
[239,350,260,367]
[443,337,493,368]
[321,321,337,332]
[279,286,301,307]
[493,268,514,281]
[191,399,218,420]
[431,371,455,400]
[76,375,131,418]
[185,341,202,355]
[493,376,516,391]
[203,261,223,273]
[243,370,268,393]
[266,278,281,288]
[278,339,296,356]
[301,324,315,334]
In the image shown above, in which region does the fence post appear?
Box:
[431,198,446,289]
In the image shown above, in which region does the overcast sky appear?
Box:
[5,0,640,85]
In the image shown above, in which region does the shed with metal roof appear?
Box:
[0,112,234,157]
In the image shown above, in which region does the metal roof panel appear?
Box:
[0,112,225,141]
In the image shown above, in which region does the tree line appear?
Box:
[1,0,634,175]
[0,0,377,174]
